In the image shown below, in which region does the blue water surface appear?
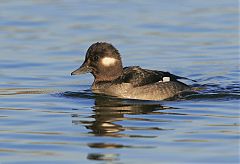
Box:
[0,0,239,164]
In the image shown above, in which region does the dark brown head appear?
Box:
[71,42,123,81]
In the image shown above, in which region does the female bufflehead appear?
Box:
[71,42,195,100]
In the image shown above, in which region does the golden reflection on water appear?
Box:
[0,88,57,96]
[0,148,57,156]
[0,107,32,111]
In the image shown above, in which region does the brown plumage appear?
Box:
[71,42,194,100]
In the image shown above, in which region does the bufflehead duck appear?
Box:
[71,42,195,100]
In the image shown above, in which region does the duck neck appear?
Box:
[94,68,123,82]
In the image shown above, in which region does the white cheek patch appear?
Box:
[163,77,170,82]
[101,57,117,66]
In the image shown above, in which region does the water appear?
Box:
[0,0,239,163]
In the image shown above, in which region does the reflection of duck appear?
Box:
[89,97,169,137]
[65,91,176,162]
[71,42,196,100]
[67,91,174,137]
[87,153,119,161]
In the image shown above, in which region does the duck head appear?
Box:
[71,42,123,81]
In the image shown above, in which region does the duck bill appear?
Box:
[71,62,91,75]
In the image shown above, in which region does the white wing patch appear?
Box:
[163,77,170,82]
[101,57,117,66]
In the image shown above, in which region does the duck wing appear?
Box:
[116,66,194,87]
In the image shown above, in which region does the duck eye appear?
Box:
[93,56,99,61]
